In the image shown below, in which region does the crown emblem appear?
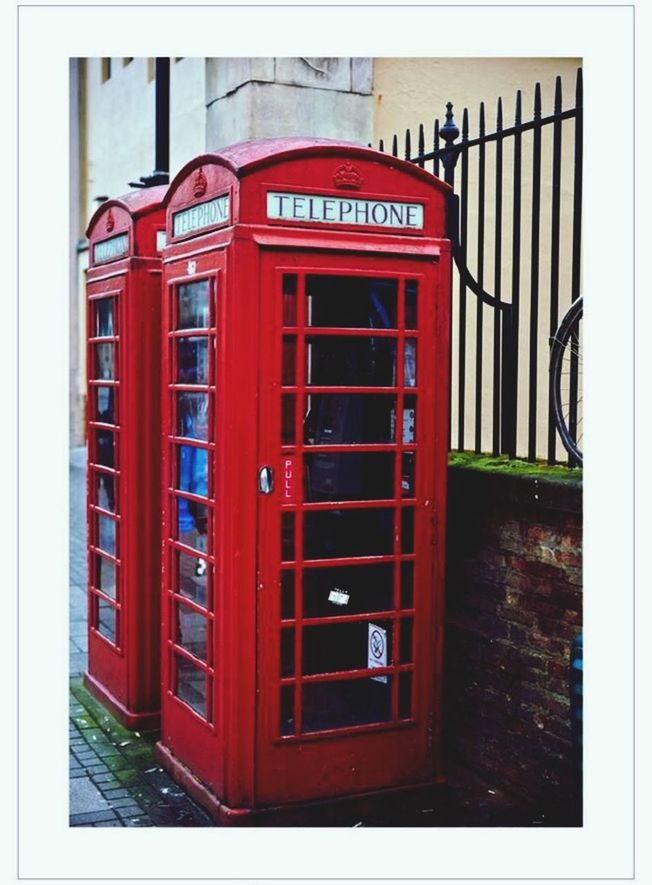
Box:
[193,167,208,198]
[333,162,363,190]
[106,209,115,232]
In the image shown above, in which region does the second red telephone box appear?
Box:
[156,139,451,822]
[85,187,166,729]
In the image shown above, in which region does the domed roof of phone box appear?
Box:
[86,185,168,237]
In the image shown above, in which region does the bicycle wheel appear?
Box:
[550,296,583,466]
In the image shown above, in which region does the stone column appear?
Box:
[205,58,373,149]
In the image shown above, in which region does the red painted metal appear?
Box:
[157,139,451,820]
[84,186,167,728]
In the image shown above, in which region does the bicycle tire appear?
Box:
[550,296,583,466]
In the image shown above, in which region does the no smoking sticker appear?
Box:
[368,623,388,684]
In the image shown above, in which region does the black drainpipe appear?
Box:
[129,57,170,188]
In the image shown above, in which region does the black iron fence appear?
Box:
[378,69,583,464]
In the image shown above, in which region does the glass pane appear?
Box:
[402,396,416,443]
[302,676,392,733]
[404,339,417,387]
[95,386,116,424]
[306,276,397,329]
[401,508,414,554]
[304,508,394,560]
[281,628,295,677]
[304,394,396,445]
[305,452,394,502]
[95,298,114,337]
[95,555,116,600]
[177,337,209,385]
[303,564,394,618]
[400,561,414,609]
[281,570,295,620]
[401,452,415,498]
[177,550,209,608]
[400,618,414,663]
[280,684,295,736]
[282,336,296,386]
[282,274,297,327]
[281,395,296,445]
[281,513,295,562]
[97,598,117,644]
[177,392,209,440]
[176,604,208,661]
[177,281,209,329]
[399,672,413,719]
[307,337,396,387]
[94,472,115,512]
[97,514,117,556]
[177,499,209,553]
[405,280,418,330]
[95,429,115,468]
[94,343,115,380]
[303,619,392,676]
[175,656,207,718]
[177,445,208,496]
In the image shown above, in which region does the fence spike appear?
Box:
[379,138,385,153]
[479,101,486,137]
[534,82,542,120]
[433,118,440,177]
[554,75,562,114]
[575,67,583,108]
[462,107,469,142]
[405,128,412,161]
[515,89,522,126]
[497,96,503,132]
[418,123,425,167]
[392,134,398,157]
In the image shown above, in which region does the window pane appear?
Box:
[177,392,209,440]
[304,394,396,445]
[282,274,297,327]
[281,570,295,620]
[305,452,394,502]
[401,452,415,498]
[177,445,208,496]
[175,656,207,718]
[280,684,295,736]
[307,337,396,387]
[404,339,417,387]
[400,561,414,609]
[282,336,296,386]
[402,396,416,443]
[95,298,114,337]
[281,395,296,445]
[97,514,117,556]
[94,343,115,380]
[177,337,209,384]
[176,604,208,661]
[281,513,295,562]
[302,676,392,733]
[177,499,209,553]
[302,619,392,676]
[95,386,116,424]
[306,276,397,329]
[97,598,117,644]
[281,628,295,677]
[401,508,415,554]
[303,564,394,618]
[95,555,116,600]
[304,508,394,560]
[95,429,115,468]
[94,472,115,512]
[177,550,209,608]
[405,280,418,330]
[400,618,414,663]
[177,281,209,329]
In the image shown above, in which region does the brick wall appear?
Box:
[444,462,582,816]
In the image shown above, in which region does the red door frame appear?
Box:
[254,248,449,806]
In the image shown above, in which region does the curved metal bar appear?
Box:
[447,193,509,313]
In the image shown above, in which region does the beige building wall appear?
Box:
[373,58,582,461]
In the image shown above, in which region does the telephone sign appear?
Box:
[156,138,451,823]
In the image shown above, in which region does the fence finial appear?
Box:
[440,101,460,146]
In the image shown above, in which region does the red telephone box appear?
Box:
[84,187,167,729]
[156,139,451,822]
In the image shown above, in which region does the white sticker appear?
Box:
[328,588,350,606]
[368,623,388,683]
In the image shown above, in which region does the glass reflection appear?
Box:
[177,500,209,554]
[95,298,114,337]
[177,281,209,330]
[177,551,208,608]
[176,604,207,661]
[95,387,115,425]
[95,430,115,468]
[97,514,117,556]
[97,598,117,644]
[302,677,392,733]
[177,337,209,385]
[95,554,116,600]
[94,343,115,380]
[401,452,415,498]
[177,392,209,440]
[95,472,115,512]
[177,445,208,496]
[404,339,417,387]
[175,656,206,718]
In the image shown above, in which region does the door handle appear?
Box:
[258,466,274,494]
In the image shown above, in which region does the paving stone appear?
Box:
[70,777,112,815]
[70,809,118,826]
[115,804,145,819]
[105,797,143,810]
[101,788,131,800]
[93,820,124,827]
[91,773,121,788]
